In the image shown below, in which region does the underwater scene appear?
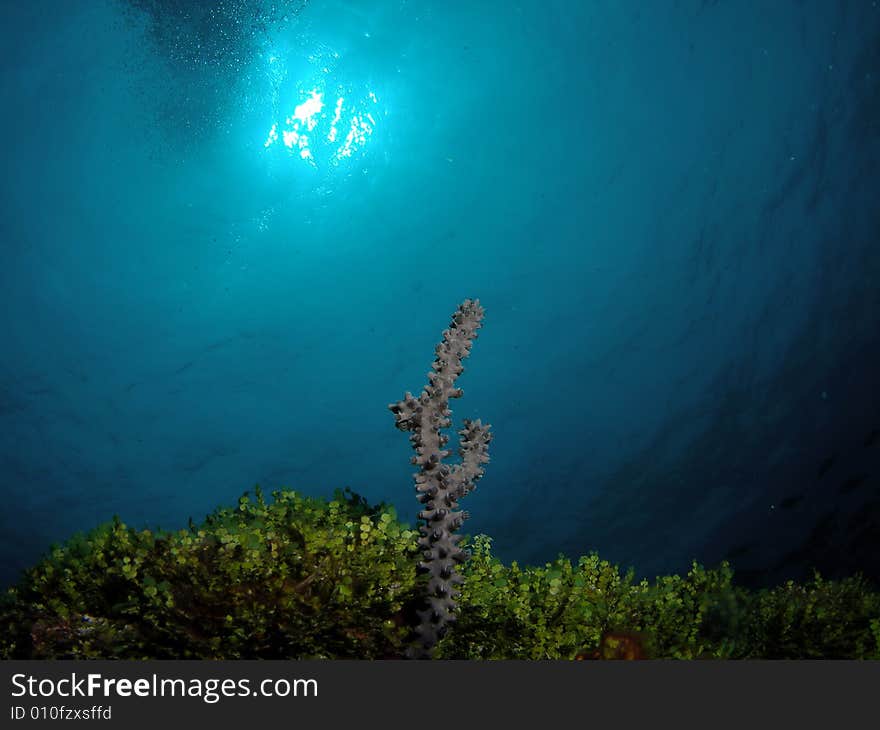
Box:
[1,0,879,659]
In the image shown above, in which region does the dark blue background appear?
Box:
[1,0,878,589]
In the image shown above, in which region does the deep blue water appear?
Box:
[1,0,879,590]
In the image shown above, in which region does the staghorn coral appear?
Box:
[388,299,493,657]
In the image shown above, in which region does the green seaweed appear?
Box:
[1,489,878,659]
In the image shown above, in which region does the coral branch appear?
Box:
[389,298,492,658]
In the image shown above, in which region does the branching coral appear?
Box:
[388,299,493,657]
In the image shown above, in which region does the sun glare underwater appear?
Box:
[262,65,381,166]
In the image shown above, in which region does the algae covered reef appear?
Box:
[2,301,879,660]
[1,485,879,659]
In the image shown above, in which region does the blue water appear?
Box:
[1,0,879,590]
